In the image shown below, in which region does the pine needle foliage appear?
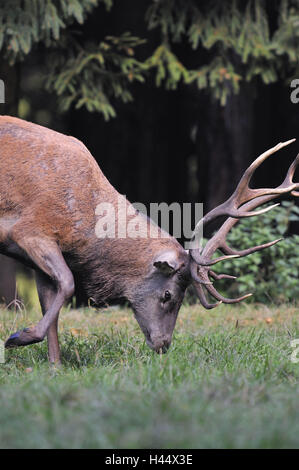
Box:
[146,0,299,105]
[1,0,299,117]
[0,0,112,62]
[46,33,147,120]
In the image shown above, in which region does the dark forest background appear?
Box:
[0,0,299,305]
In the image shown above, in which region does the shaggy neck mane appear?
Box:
[73,213,183,306]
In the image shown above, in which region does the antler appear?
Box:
[189,139,299,309]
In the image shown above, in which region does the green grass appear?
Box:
[1,301,299,448]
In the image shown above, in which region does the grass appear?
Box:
[0,300,299,449]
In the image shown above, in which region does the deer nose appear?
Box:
[152,338,171,354]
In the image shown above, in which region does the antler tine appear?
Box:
[190,142,298,309]
[219,238,283,258]
[282,153,299,186]
[233,144,299,209]
[209,271,237,280]
[234,139,296,201]
[192,281,222,309]
[280,153,299,198]
[227,203,280,219]
[205,282,253,304]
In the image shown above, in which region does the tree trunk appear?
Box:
[195,83,255,213]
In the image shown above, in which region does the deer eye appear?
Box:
[163,290,171,302]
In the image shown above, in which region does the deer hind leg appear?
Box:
[35,271,61,364]
[5,236,74,352]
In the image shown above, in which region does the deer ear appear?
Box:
[153,260,176,275]
[153,251,178,275]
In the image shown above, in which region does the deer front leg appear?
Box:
[5,237,74,354]
[35,270,61,364]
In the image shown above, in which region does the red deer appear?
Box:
[0,116,298,363]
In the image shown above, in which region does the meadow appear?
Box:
[0,298,299,449]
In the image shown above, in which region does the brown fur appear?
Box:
[0,116,187,306]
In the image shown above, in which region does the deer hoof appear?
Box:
[5,328,43,348]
